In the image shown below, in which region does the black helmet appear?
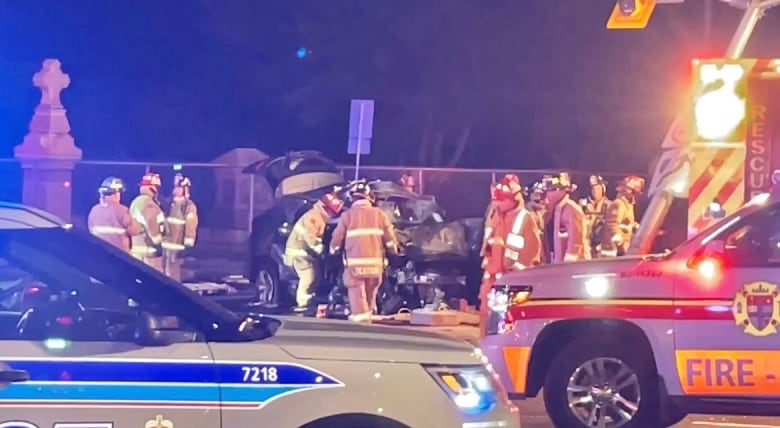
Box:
[349,180,375,202]
[98,177,125,196]
[543,172,577,192]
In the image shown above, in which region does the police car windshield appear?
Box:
[0,227,267,342]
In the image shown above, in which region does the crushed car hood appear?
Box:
[266,316,482,365]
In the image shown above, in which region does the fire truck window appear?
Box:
[722,204,780,267]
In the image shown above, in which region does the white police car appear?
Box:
[0,202,519,428]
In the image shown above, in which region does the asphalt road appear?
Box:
[516,396,780,427]
[404,325,780,428]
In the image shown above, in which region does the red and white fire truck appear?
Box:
[481,1,780,427]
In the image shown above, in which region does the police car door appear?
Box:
[0,248,220,428]
[673,201,780,398]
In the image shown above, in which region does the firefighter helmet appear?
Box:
[173,173,192,188]
[589,175,606,188]
[531,180,546,195]
[98,177,125,196]
[620,175,645,194]
[494,174,523,200]
[321,192,345,214]
[543,172,576,192]
[140,173,162,188]
[348,180,374,202]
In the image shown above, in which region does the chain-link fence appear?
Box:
[341,166,637,219]
[1,159,641,230]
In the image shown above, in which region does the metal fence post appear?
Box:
[417,169,424,195]
[248,173,255,232]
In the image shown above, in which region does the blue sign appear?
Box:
[348,99,374,155]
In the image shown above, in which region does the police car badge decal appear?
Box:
[144,416,172,428]
[733,281,780,337]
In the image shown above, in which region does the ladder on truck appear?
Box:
[607,0,780,254]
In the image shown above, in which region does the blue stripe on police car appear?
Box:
[0,358,342,408]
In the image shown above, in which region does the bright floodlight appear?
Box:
[694,88,745,140]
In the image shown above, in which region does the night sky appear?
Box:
[0,1,777,173]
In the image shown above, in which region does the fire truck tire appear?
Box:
[543,338,661,428]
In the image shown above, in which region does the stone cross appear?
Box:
[33,59,70,109]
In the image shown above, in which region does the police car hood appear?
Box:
[267,316,480,365]
[496,255,653,288]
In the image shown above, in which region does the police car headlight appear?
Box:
[424,365,498,414]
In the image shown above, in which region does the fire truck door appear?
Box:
[673,202,780,397]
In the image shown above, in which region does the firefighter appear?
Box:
[162,174,199,281]
[526,180,549,263]
[284,190,345,310]
[130,173,166,272]
[601,175,645,257]
[544,172,587,263]
[580,175,610,259]
[479,182,500,270]
[480,174,541,337]
[329,181,398,323]
[87,177,142,253]
[399,171,416,193]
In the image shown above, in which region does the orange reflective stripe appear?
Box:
[503,346,531,393]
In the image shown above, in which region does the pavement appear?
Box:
[410,324,780,428]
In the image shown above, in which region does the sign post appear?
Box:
[348,99,375,180]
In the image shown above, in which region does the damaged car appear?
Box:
[243,151,484,315]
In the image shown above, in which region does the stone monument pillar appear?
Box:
[14,59,82,221]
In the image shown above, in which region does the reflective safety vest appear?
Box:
[87,201,140,253]
[483,206,541,275]
[163,198,199,252]
[284,205,328,264]
[329,200,398,279]
[130,194,166,257]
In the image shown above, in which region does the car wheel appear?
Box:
[252,260,280,306]
[543,339,660,428]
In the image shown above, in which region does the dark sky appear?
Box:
[0,1,777,173]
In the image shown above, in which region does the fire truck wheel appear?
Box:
[543,339,660,428]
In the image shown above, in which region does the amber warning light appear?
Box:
[607,0,657,29]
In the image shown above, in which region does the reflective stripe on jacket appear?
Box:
[329,200,397,278]
[87,201,141,252]
[552,196,587,263]
[483,205,541,274]
[284,204,328,264]
[600,196,636,257]
[164,198,199,251]
[130,193,165,257]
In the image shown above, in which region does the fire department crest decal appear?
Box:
[145,416,173,428]
[733,281,780,337]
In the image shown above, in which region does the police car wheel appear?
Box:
[543,339,660,428]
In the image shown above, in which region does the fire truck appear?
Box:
[481,1,780,427]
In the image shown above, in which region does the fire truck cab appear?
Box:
[481,173,780,427]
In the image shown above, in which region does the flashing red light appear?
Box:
[697,257,721,281]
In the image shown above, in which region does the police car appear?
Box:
[481,183,780,427]
[0,202,519,428]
